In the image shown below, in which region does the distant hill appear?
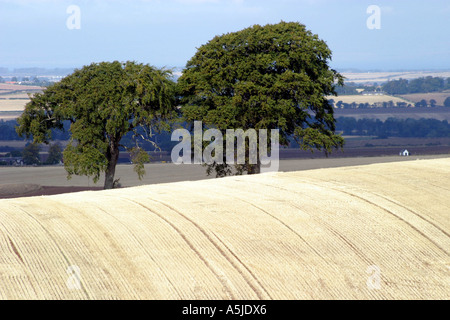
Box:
[0,67,74,77]
[341,70,450,85]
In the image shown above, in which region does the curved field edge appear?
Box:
[0,158,449,300]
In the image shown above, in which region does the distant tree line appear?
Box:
[336,76,450,97]
[24,77,53,87]
[331,100,413,109]
[334,83,383,95]
[0,119,176,151]
[336,117,450,138]
[332,98,450,109]
[0,75,53,86]
[335,85,359,95]
[382,76,450,95]
[0,119,70,140]
[0,142,63,166]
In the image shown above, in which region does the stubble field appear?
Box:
[0,158,448,299]
[330,94,411,105]
[399,92,450,106]
[341,71,450,84]
[0,84,41,120]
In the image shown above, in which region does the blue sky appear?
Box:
[1,0,449,71]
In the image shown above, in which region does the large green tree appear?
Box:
[17,61,176,189]
[177,21,344,175]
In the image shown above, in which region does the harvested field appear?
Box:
[329,94,411,105]
[0,83,42,92]
[0,99,29,112]
[1,155,448,188]
[0,158,449,299]
[0,113,22,121]
[0,98,29,120]
[0,93,33,99]
[0,183,42,198]
[0,140,31,149]
[0,83,42,119]
[335,106,450,121]
[399,92,450,106]
[341,71,450,84]
[0,184,102,199]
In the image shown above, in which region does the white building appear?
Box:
[400,149,410,157]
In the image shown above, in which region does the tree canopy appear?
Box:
[16,61,176,189]
[177,21,344,175]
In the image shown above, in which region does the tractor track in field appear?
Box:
[118,196,237,299]
[136,196,271,300]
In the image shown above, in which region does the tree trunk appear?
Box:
[247,157,261,175]
[104,139,120,189]
[246,135,261,175]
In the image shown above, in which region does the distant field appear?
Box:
[0,113,22,121]
[0,100,28,120]
[0,84,42,120]
[0,83,42,92]
[335,106,450,121]
[1,154,449,188]
[342,71,450,84]
[330,94,411,105]
[0,141,27,148]
[399,91,450,105]
[0,92,32,99]
[0,99,29,112]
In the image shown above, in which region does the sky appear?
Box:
[1,0,449,71]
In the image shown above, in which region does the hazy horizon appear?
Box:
[2,66,450,74]
[1,0,449,71]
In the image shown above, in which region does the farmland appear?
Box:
[341,70,450,84]
[0,83,41,120]
[0,158,449,299]
[0,99,30,112]
[0,154,449,192]
[399,91,450,106]
[330,94,411,105]
[335,106,450,121]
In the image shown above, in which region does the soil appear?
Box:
[0,184,103,199]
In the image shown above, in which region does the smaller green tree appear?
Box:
[16,61,176,189]
[22,143,41,165]
[45,143,63,165]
